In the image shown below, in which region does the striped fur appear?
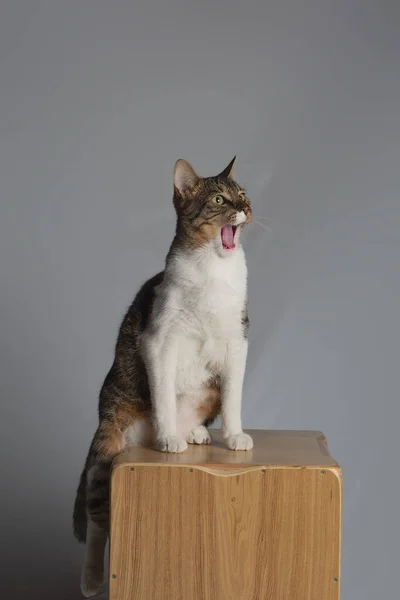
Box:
[73,158,252,597]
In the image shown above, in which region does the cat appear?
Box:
[73,156,253,597]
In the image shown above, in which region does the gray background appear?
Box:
[1,1,399,598]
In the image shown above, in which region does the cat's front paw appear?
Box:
[225,433,253,451]
[156,435,188,453]
[186,425,212,445]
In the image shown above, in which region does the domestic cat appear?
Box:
[73,156,253,597]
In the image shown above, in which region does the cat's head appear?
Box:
[172,157,251,257]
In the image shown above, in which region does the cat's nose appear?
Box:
[243,205,252,223]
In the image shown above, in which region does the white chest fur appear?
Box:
[144,244,248,397]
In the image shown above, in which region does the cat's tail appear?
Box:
[73,464,88,543]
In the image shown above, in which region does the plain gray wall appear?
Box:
[1,1,399,598]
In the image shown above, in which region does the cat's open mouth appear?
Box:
[221,224,237,250]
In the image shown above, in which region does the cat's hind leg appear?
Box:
[176,396,210,445]
[181,384,221,445]
[186,424,212,444]
[81,507,108,597]
[80,420,124,597]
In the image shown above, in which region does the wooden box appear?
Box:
[109,430,342,600]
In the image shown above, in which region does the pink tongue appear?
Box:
[221,225,235,249]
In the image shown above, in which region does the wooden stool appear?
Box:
[109,430,342,600]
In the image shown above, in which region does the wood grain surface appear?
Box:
[112,429,339,471]
[110,430,342,600]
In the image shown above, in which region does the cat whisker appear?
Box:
[252,215,271,221]
[253,219,273,234]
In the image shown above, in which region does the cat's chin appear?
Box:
[220,246,237,256]
[216,244,240,258]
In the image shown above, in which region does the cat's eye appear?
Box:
[213,195,225,205]
[239,192,248,202]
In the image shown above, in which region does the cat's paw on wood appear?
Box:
[157,435,188,453]
[186,425,212,445]
[225,433,254,451]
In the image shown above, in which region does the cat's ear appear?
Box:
[174,159,200,194]
[218,156,236,180]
